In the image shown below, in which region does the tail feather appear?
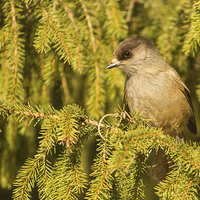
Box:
[153,150,172,182]
[153,132,184,181]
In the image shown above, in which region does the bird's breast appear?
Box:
[124,74,166,111]
[124,74,191,136]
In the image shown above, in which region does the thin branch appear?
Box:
[10,0,18,103]
[40,4,71,58]
[83,118,110,129]
[98,113,118,140]
[40,53,47,104]
[59,0,83,71]
[158,140,200,169]
[126,0,135,23]
[182,179,193,198]
[59,63,70,103]
[38,12,50,52]
[94,168,110,200]
[79,0,100,115]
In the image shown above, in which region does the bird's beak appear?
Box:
[106,59,121,69]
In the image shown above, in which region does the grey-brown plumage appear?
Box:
[106,36,197,181]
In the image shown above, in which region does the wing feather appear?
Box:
[172,76,197,135]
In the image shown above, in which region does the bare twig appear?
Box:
[125,0,145,23]
[98,113,119,140]
[126,0,135,23]
[84,118,109,129]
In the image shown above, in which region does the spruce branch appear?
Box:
[40,53,48,104]
[10,0,19,103]
[183,1,200,56]
[1,102,199,199]
[59,0,83,71]
[79,0,101,118]
[58,62,70,103]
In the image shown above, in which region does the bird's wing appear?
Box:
[172,75,197,135]
[123,90,128,105]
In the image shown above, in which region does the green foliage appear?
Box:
[0,0,200,199]
[4,103,93,199]
[183,0,200,56]
[1,104,200,199]
[155,141,200,199]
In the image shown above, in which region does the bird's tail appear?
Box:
[153,150,172,182]
[153,132,185,182]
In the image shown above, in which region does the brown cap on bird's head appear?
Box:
[106,36,165,76]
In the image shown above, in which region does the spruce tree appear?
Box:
[0,0,200,199]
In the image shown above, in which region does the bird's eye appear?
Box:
[124,51,130,58]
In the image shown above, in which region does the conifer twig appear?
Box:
[98,113,118,140]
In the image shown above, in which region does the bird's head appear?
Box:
[106,36,166,76]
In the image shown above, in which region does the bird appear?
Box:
[106,36,197,181]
